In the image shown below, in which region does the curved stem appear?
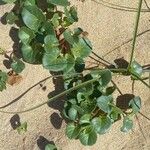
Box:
[0,78,99,114]
[128,0,143,70]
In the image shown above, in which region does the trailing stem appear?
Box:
[128,0,143,70]
[0,77,99,114]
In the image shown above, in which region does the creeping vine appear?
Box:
[0,0,150,147]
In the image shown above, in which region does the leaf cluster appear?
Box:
[4,0,91,74]
[64,69,142,145]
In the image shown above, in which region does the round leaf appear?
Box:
[44,35,59,52]
[129,96,141,113]
[79,126,97,146]
[66,123,80,139]
[71,38,92,58]
[21,5,46,31]
[91,116,112,134]
[97,95,113,113]
[120,117,133,132]
[130,61,143,79]
[21,44,44,64]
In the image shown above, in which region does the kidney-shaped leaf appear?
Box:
[66,123,80,139]
[129,96,141,113]
[79,125,97,146]
[92,116,112,134]
[44,35,59,52]
[71,37,92,58]
[120,117,133,132]
[130,61,143,78]
[97,95,113,113]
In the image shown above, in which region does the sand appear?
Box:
[0,0,150,150]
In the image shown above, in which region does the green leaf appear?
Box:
[71,37,92,58]
[47,0,70,6]
[63,54,75,73]
[130,61,143,79]
[45,144,57,150]
[51,13,60,28]
[121,117,133,132]
[0,71,8,91]
[109,107,122,122]
[66,123,80,139]
[42,55,67,71]
[72,105,85,115]
[41,21,55,35]
[129,96,141,113]
[44,35,59,52]
[11,57,25,74]
[69,6,78,22]
[80,100,96,113]
[97,95,113,113]
[16,122,27,134]
[91,116,112,134]
[24,0,35,6]
[64,6,78,25]
[79,125,97,146]
[2,0,16,3]
[18,26,35,45]
[21,5,46,31]
[74,27,83,36]
[68,107,78,121]
[91,69,112,87]
[105,86,116,95]
[79,114,91,125]
[63,29,74,45]
[21,44,44,64]
[77,92,86,103]
[6,12,18,24]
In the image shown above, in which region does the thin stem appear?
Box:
[0,78,99,114]
[111,80,123,95]
[144,0,150,10]
[131,73,150,88]
[89,56,108,67]
[91,51,113,66]
[128,0,143,69]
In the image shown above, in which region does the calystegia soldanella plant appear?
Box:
[0,0,150,147]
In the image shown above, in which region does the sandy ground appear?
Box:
[0,0,150,150]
